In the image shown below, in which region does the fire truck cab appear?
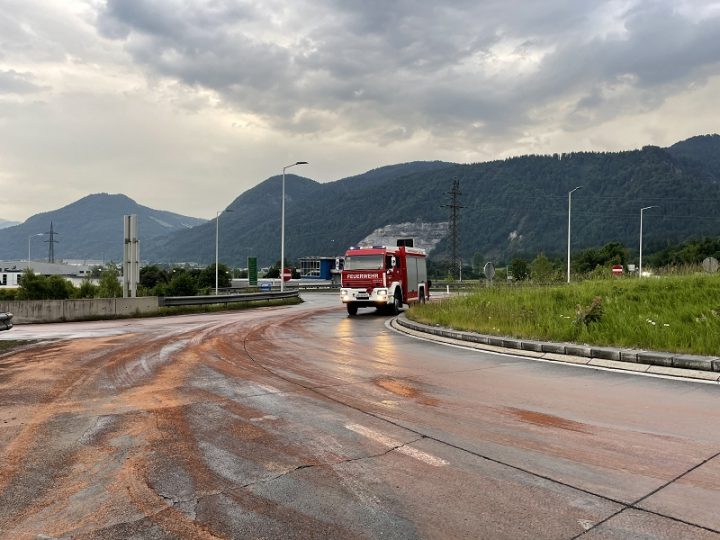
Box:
[340,245,429,316]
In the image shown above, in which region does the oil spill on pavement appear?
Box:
[373,377,439,407]
[502,407,592,434]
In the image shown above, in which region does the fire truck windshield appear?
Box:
[344,255,385,270]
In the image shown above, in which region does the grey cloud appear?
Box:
[94,0,720,143]
[98,0,258,40]
[0,70,44,94]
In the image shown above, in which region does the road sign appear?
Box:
[260,282,272,291]
[612,264,623,276]
[282,268,292,282]
[248,257,258,286]
[483,262,495,281]
[702,257,719,273]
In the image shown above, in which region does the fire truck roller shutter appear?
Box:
[407,256,418,299]
[417,256,428,300]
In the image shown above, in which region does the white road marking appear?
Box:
[346,423,448,467]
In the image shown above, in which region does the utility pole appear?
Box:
[442,178,464,280]
[44,222,59,263]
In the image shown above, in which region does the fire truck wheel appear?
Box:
[346,303,358,316]
[390,292,402,315]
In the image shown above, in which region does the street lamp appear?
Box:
[28,233,44,264]
[280,161,308,292]
[215,209,234,295]
[639,205,659,278]
[567,186,582,283]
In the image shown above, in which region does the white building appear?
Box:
[0,261,95,289]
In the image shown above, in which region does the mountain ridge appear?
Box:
[2,135,719,266]
[0,193,206,262]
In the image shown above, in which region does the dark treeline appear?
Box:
[427,235,720,281]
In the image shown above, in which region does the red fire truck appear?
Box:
[340,245,429,316]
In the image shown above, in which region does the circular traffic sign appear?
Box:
[483,262,495,280]
[282,268,292,282]
[702,257,719,273]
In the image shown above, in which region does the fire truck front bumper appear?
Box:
[340,288,390,306]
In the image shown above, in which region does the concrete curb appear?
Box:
[393,314,720,382]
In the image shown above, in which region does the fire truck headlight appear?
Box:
[377,289,387,297]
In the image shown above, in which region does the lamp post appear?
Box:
[567,186,582,283]
[28,233,43,264]
[639,205,659,278]
[280,161,308,292]
[215,209,234,295]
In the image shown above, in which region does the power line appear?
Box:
[441,178,464,279]
[44,221,59,263]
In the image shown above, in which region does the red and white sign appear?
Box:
[282,268,292,282]
[611,264,623,276]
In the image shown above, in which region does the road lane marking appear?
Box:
[345,423,448,467]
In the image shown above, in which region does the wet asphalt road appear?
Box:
[0,292,719,539]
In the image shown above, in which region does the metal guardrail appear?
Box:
[158,290,299,307]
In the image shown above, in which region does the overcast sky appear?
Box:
[1,0,719,221]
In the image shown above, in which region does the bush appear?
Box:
[575,296,603,329]
[97,266,123,298]
[75,279,99,299]
[165,272,198,296]
[17,269,76,300]
[0,288,18,300]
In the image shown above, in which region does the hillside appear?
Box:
[4,135,719,267]
[149,134,720,266]
[0,194,205,262]
[0,219,19,230]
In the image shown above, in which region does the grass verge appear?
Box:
[410,275,720,355]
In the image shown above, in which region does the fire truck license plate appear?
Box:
[356,292,369,299]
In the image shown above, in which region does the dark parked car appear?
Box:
[0,312,13,331]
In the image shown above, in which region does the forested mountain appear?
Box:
[0,194,205,261]
[149,134,720,266]
[3,135,719,267]
[667,134,720,180]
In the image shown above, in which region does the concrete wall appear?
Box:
[0,297,160,323]
[115,297,158,317]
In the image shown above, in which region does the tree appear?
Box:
[16,269,47,300]
[472,252,484,274]
[16,269,76,300]
[197,264,231,290]
[97,266,123,298]
[530,253,555,283]
[140,265,170,290]
[46,275,75,299]
[165,271,198,296]
[573,242,627,275]
[264,263,280,279]
[509,258,529,281]
[75,279,99,299]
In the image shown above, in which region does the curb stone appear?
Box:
[394,314,720,382]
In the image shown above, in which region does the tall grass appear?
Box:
[411,275,720,355]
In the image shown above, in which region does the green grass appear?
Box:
[411,275,720,355]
